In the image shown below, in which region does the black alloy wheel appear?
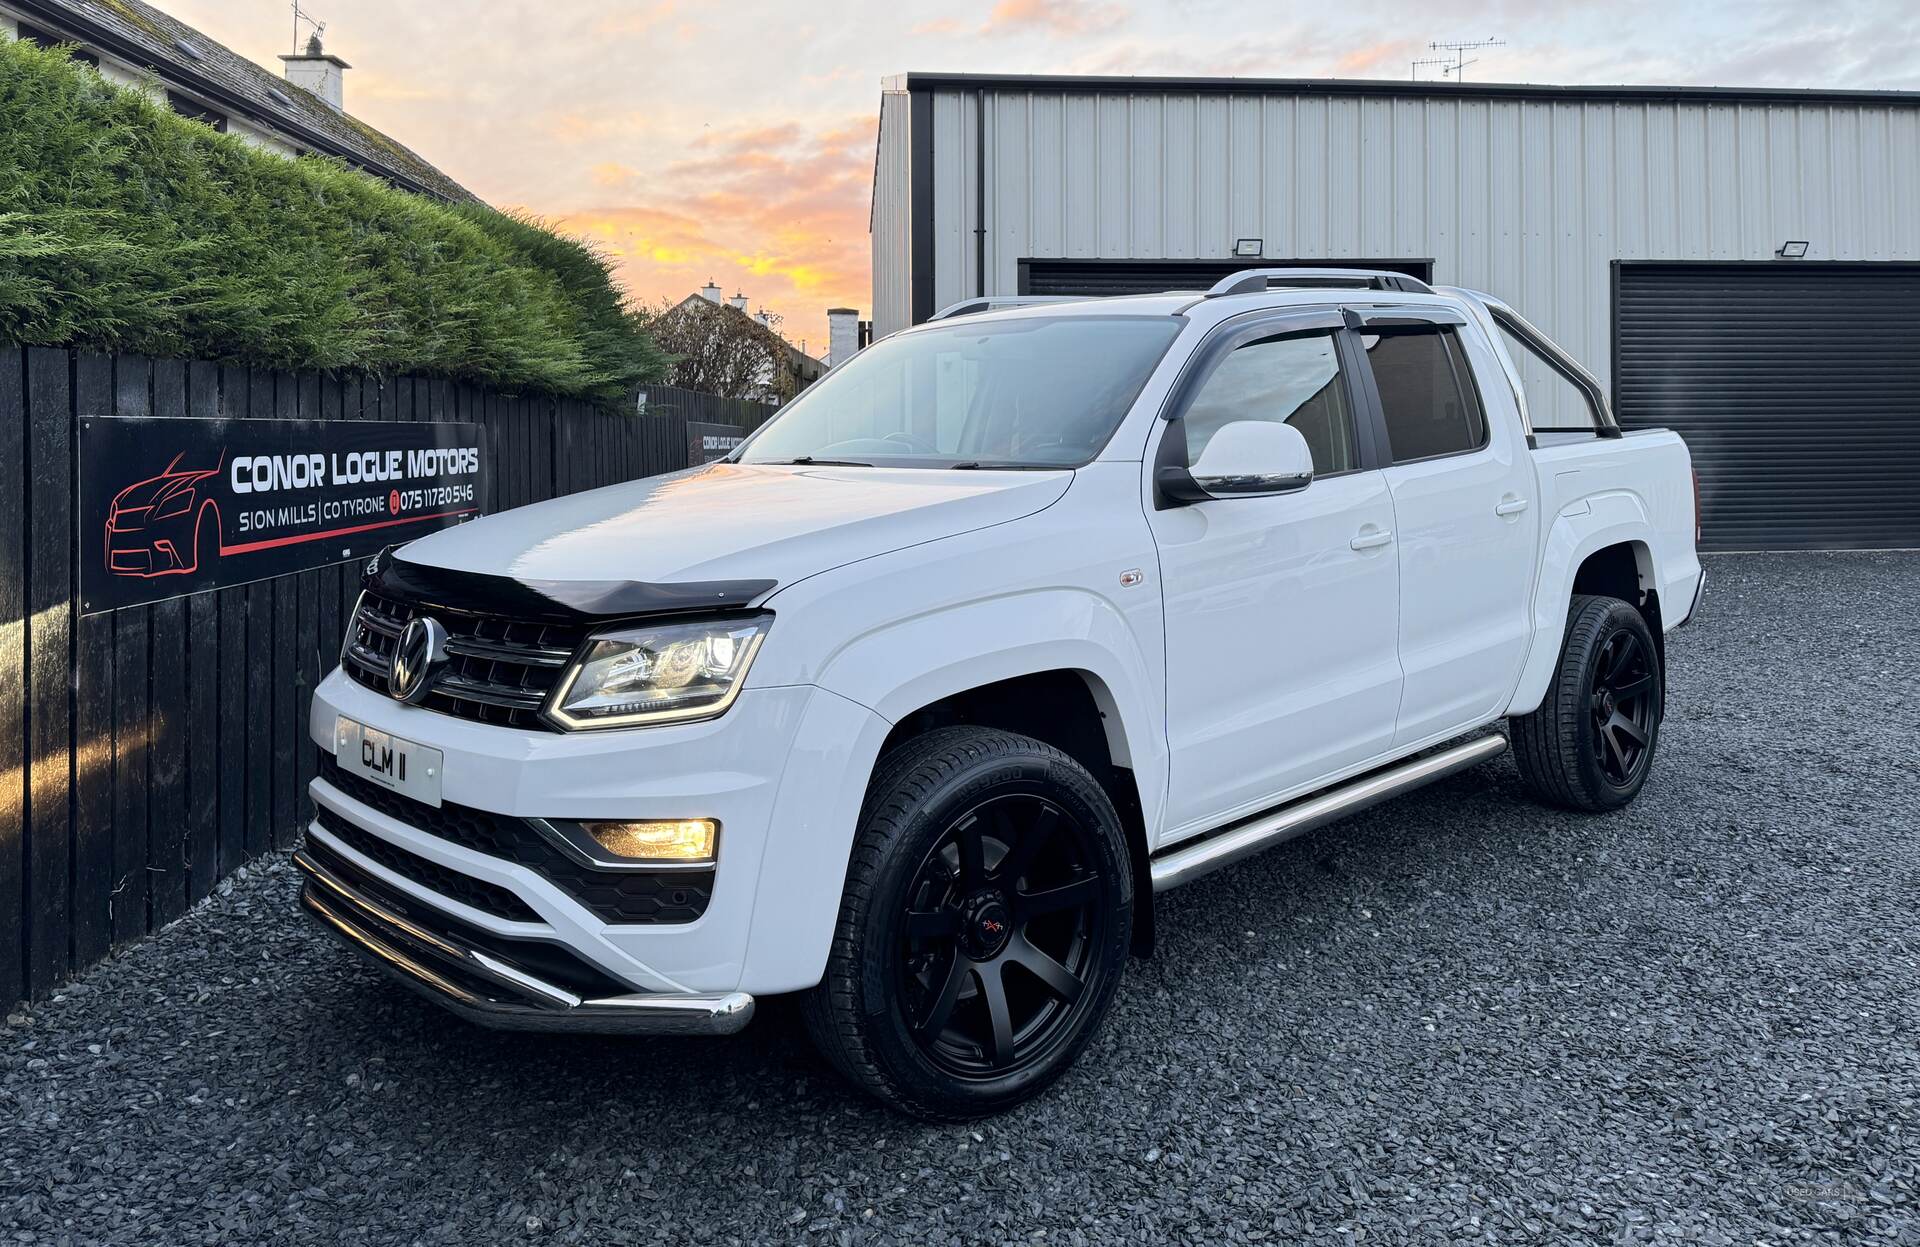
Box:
[898,793,1103,1079]
[1510,593,1665,812]
[803,726,1132,1119]
[1589,627,1657,787]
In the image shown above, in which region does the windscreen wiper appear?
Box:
[948,461,1064,471]
[777,456,873,467]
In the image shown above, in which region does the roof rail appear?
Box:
[1206,268,1436,297]
[929,295,1082,321]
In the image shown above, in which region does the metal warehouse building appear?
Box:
[870,73,1920,551]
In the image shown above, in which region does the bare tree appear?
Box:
[643,297,807,403]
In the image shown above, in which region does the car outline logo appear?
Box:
[104,451,226,578]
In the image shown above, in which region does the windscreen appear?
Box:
[737,315,1183,468]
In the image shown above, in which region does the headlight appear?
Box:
[544,615,770,730]
[152,491,193,519]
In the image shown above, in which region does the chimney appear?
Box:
[728,291,749,312]
[699,280,723,303]
[279,31,350,111]
[827,307,862,366]
[753,311,771,327]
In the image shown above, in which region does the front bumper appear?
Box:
[296,847,754,1035]
[306,666,891,1000]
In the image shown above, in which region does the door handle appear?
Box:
[1495,496,1531,517]
[1350,528,1394,551]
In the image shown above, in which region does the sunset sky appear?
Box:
[166,0,1918,352]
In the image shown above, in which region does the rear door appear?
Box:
[1348,309,1539,747]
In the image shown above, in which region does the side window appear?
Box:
[1182,332,1357,475]
[1363,329,1487,463]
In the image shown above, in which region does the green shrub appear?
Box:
[0,37,666,400]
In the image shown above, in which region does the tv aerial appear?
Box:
[1428,37,1505,81]
[291,1,327,53]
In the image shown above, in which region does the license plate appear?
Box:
[335,716,443,808]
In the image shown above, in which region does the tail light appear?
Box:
[1690,467,1702,545]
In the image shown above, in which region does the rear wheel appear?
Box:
[1510,594,1663,811]
[802,726,1132,1119]
[192,502,220,573]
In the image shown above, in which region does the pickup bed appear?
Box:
[301,268,1703,1119]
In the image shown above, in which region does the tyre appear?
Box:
[802,726,1133,1119]
[1509,594,1664,811]
[192,502,220,574]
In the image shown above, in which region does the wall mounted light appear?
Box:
[1776,241,1810,258]
[1233,238,1264,257]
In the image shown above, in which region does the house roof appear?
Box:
[10,0,475,202]
[668,294,826,377]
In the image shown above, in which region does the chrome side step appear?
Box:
[1149,734,1508,892]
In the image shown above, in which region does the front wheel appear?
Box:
[1509,594,1664,811]
[802,726,1133,1119]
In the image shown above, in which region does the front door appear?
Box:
[1148,318,1403,839]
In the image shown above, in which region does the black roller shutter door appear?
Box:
[1021,258,1433,297]
[1615,263,1920,551]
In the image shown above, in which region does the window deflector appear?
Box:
[1159,309,1347,424]
[1349,307,1468,330]
[1152,308,1353,508]
[1483,300,1622,439]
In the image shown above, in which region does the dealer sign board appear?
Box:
[81,416,485,614]
[686,420,746,466]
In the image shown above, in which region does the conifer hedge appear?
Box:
[0,37,665,400]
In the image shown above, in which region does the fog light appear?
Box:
[581,819,717,863]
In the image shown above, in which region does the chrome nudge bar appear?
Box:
[293,848,753,1036]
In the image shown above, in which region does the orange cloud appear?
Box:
[984,0,1129,37]
[549,111,662,144]
[915,0,1131,40]
[1333,39,1422,75]
[547,113,875,353]
[595,2,677,37]
[691,122,805,153]
[590,162,639,187]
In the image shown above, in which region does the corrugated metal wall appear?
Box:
[870,88,912,338]
[885,86,1920,403]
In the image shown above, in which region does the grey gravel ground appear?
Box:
[4,551,1917,1246]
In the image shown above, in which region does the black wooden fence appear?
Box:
[0,350,775,1012]
[634,383,783,427]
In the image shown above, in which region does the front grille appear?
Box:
[318,753,714,925]
[342,591,585,730]
[313,806,541,923]
[302,838,634,998]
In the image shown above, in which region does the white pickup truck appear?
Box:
[300,269,1703,1119]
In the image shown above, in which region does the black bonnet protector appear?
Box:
[364,547,776,626]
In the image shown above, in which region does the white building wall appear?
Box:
[228,115,298,158]
[901,86,1920,398]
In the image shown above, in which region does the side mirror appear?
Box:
[1184,421,1315,499]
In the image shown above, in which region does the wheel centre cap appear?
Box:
[959,892,1012,958]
